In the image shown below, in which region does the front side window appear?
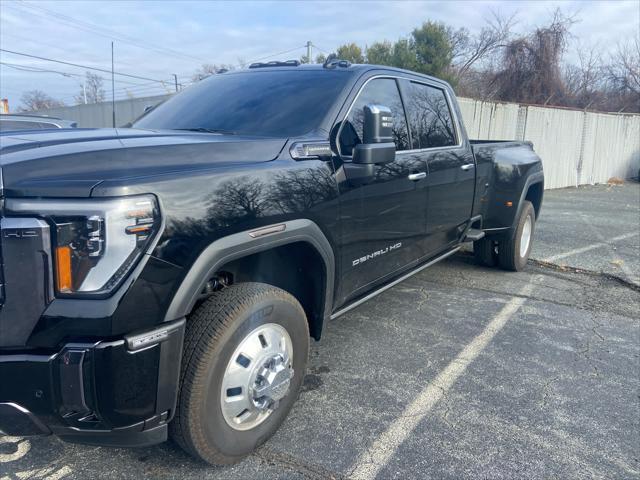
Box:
[339,78,410,156]
[404,82,457,149]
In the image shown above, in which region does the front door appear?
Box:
[334,77,430,305]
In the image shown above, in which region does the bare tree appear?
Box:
[18,90,65,111]
[607,39,640,95]
[75,71,105,104]
[451,11,516,80]
[603,39,640,112]
[491,9,577,105]
[563,43,604,109]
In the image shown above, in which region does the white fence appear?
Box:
[458,98,640,189]
[32,95,640,190]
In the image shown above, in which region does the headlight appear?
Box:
[47,195,161,296]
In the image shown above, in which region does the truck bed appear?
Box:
[468,139,543,231]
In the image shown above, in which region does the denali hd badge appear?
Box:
[352,242,402,266]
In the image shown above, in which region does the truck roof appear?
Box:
[226,62,451,88]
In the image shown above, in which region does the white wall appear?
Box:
[457,98,640,189]
[33,95,640,190]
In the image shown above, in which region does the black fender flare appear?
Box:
[163,219,335,335]
[511,171,544,232]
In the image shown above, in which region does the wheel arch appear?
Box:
[524,179,544,219]
[513,171,544,229]
[163,219,335,340]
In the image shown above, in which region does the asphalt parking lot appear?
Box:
[1,183,638,480]
[532,183,640,286]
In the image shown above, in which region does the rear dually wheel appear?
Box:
[497,200,536,271]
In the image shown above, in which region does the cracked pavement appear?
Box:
[1,183,638,479]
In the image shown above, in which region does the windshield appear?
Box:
[134,70,351,137]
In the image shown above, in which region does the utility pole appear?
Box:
[82,83,87,104]
[306,41,312,64]
[111,41,116,128]
[173,73,179,92]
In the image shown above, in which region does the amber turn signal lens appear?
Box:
[125,224,153,234]
[55,246,73,292]
[505,201,513,207]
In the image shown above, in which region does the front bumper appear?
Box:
[0,319,184,447]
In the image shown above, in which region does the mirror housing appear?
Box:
[352,104,396,165]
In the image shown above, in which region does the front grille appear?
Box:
[0,218,53,346]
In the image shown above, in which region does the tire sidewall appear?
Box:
[188,290,308,462]
[513,203,535,270]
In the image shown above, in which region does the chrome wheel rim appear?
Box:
[520,215,532,258]
[220,323,294,431]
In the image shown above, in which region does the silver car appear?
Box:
[0,114,77,132]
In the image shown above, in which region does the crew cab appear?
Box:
[0,60,543,464]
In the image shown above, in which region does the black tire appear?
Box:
[473,237,498,267]
[497,200,536,271]
[170,282,309,465]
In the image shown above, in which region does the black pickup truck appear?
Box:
[0,61,543,464]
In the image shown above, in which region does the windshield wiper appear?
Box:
[175,128,237,135]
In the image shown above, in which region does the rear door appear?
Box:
[401,80,475,254]
[335,77,430,305]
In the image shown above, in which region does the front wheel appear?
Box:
[497,200,536,271]
[170,283,309,465]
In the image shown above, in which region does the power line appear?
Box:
[0,48,174,85]
[311,43,331,56]
[1,61,175,100]
[245,45,307,65]
[170,45,307,81]
[1,61,76,77]
[118,82,172,91]
[9,0,210,64]
[0,30,142,70]
[0,61,159,87]
[0,45,308,89]
[1,43,319,103]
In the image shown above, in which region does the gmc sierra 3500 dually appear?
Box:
[0,59,543,464]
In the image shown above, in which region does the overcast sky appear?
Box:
[0,0,638,109]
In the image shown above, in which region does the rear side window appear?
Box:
[339,78,410,156]
[404,82,457,149]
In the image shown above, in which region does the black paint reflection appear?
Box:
[155,163,339,266]
[404,82,456,149]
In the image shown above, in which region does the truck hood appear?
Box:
[0,128,287,197]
